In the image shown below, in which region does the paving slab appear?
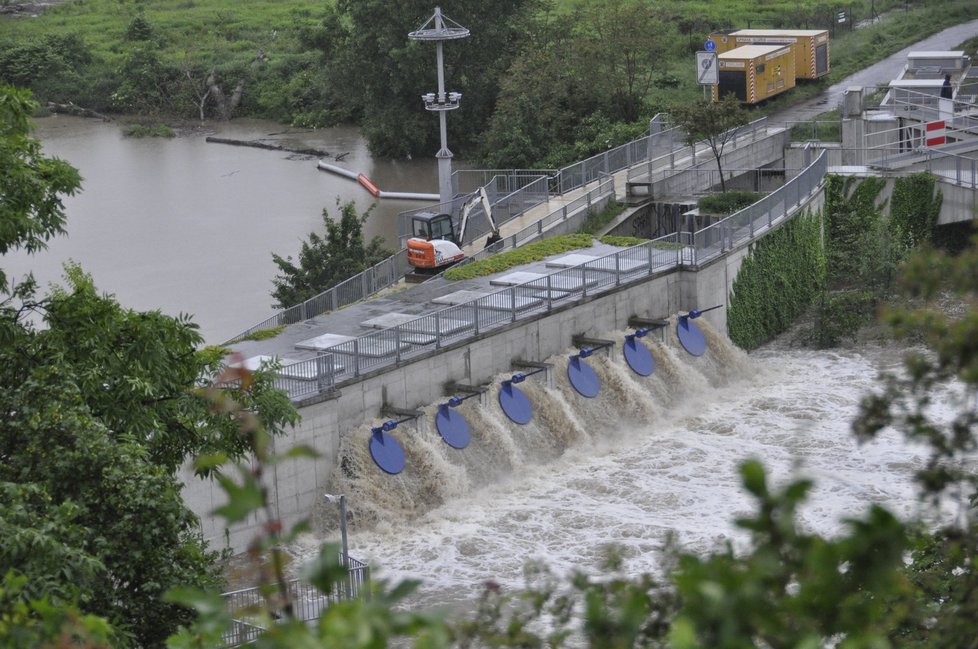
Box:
[489,271,545,287]
[295,333,356,351]
[432,289,491,305]
[360,312,421,329]
[475,292,543,312]
[545,253,599,268]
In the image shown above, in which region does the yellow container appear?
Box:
[711,29,830,80]
[711,44,796,105]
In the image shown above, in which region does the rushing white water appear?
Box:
[289,321,952,614]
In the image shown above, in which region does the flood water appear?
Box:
[6,115,439,343]
[289,324,960,618]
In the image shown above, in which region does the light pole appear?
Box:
[409,6,470,206]
[323,493,350,597]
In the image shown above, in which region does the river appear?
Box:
[287,325,957,616]
[7,115,439,344]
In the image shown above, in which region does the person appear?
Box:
[941,74,953,99]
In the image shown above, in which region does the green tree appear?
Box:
[314,0,544,158]
[270,201,392,309]
[668,95,750,192]
[0,83,81,293]
[0,85,300,647]
[574,0,677,123]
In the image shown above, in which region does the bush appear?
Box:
[697,191,762,216]
[122,124,175,138]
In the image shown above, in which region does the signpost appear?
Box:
[696,51,718,100]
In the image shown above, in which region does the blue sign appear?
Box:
[704,39,716,52]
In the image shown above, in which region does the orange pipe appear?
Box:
[357,173,380,197]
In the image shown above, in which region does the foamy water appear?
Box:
[289,322,948,613]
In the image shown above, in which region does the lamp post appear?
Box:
[409,6,470,205]
[323,493,350,598]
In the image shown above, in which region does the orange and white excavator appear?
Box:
[406,187,501,271]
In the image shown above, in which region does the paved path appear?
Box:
[767,18,978,126]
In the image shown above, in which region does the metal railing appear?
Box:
[263,151,827,402]
[468,174,615,262]
[626,117,769,186]
[222,556,370,646]
[690,151,828,265]
[227,249,410,343]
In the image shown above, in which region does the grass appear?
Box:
[443,234,595,281]
[230,325,286,343]
[580,200,626,235]
[0,0,331,67]
[122,124,175,138]
[599,235,648,247]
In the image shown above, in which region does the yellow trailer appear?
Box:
[712,44,796,105]
[710,29,830,80]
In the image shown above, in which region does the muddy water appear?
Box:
[6,115,439,343]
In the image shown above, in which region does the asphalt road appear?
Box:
[767,18,978,126]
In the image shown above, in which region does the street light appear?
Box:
[323,493,350,597]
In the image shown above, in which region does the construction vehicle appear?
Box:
[712,44,796,105]
[710,29,830,80]
[406,187,501,271]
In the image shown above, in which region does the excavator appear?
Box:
[406,187,501,272]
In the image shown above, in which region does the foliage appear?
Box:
[599,235,648,247]
[232,325,287,343]
[270,200,392,310]
[697,190,762,215]
[167,370,453,649]
[0,571,116,649]
[853,235,978,648]
[668,95,750,192]
[823,174,888,286]
[890,172,942,249]
[810,289,878,348]
[122,123,176,137]
[0,89,300,647]
[727,209,826,350]
[442,233,594,281]
[580,199,626,235]
[309,0,545,159]
[0,84,81,292]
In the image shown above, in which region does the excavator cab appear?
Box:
[411,211,457,243]
[406,188,498,271]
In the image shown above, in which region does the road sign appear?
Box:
[704,39,716,52]
[696,51,719,85]
[925,120,946,147]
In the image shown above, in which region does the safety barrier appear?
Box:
[222,556,370,647]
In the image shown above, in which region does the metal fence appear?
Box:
[262,150,827,402]
[227,249,410,342]
[689,150,828,264]
[222,556,370,646]
[625,117,769,187]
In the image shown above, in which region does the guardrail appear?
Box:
[226,249,410,343]
[690,151,827,264]
[222,556,370,646]
[262,150,826,402]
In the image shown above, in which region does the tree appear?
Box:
[0,85,300,647]
[575,0,677,123]
[0,83,81,293]
[312,0,544,158]
[270,200,392,309]
[668,95,750,192]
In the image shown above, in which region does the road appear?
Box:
[768,18,978,126]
